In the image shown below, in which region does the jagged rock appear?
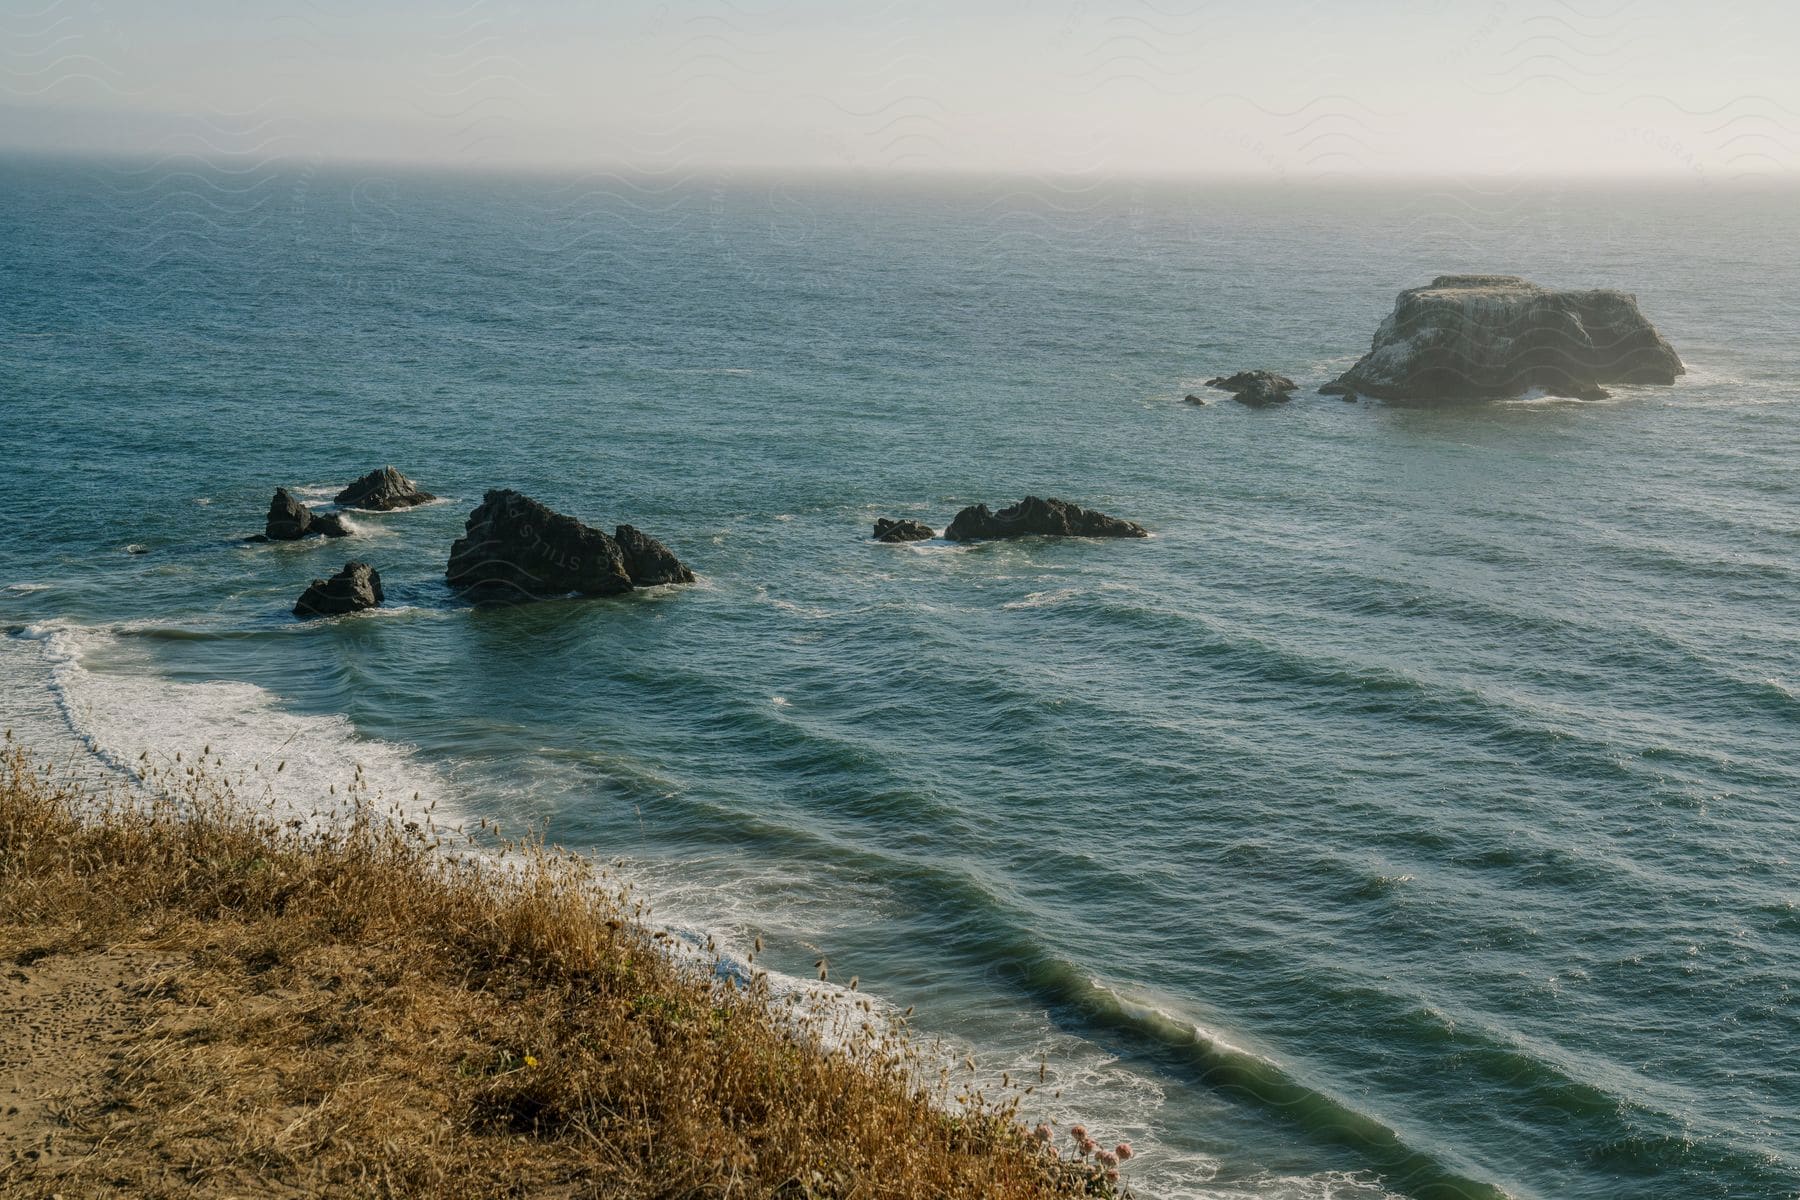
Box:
[873,518,935,543]
[264,487,312,540]
[335,467,436,511]
[614,524,696,586]
[1183,393,1207,406]
[251,487,350,542]
[446,490,630,598]
[294,561,383,618]
[1325,275,1683,400]
[445,490,693,600]
[1207,370,1298,407]
[943,496,1147,542]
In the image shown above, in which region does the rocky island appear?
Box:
[1322,275,1683,401]
[249,487,350,541]
[1206,370,1299,407]
[873,518,935,543]
[943,497,1146,541]
[335,467,436,511]
[445,489,693,601]
[294,561,384,618]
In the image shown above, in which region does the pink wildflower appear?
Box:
[1106,1168,1120,1183]
[1115,1142,1134,1162]
[1069,1124,1088,1140]
[1096,1149,1118,1169]
[1033,1123,1052,1142]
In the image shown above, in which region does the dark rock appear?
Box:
[943,496,1147,542]
[873,518,935,543]
[1208,370,1298,393]
[294,561,383,618]
[614,523,696,586]
[1323,275,1683,400]
[1207,370,1298,408]
[1235,379,1294,407]
[256,487,350,541]
[445,489,692,601]
[1183,393,1208,405]
[447,490,630,599]
[335,467,436,511]
[1340,390,1359,402]
[264,487,313,540]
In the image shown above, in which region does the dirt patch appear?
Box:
[0,945,182,1178]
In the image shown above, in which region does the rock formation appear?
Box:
[1206,371,1298,407]
[943,496,1147,542]
[873,518,935,543]
[614,524,697,586]
[294,561,383,618]
[1183,393,1207,405]
[445,489,693,600]
[252,487,349,541]
[335,467,436,511]
[1322,275,1683,400]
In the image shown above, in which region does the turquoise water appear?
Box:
[3,156,1798,1200]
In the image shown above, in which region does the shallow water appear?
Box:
[3,157,1798,1199]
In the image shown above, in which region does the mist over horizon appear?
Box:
[3,0,1796,184]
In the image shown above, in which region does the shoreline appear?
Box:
[0,739,1133,1198]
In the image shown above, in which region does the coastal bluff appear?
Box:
[1322,275,1683,401]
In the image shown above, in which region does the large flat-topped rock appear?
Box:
[1416,274,1539,291]
[1322,276,1684,401]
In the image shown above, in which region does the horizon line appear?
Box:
[3,144,1790,190]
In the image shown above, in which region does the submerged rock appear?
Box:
[1324,275,1683,400]
[873,518,935,543]
[614,523,696,586]
[253,487,350,542]
[1206,370,1298,407]
[1183,393,1207,406]
[943,496,1147,542]
[445,489,693,600]
[294,561,383,618]
[335,467,436,511]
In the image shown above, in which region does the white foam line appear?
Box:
[2,620,1258,1196]
[18,619,451,829]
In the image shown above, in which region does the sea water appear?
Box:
[2,156,1797,1199]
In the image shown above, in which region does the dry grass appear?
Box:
[0,738,1126,1199]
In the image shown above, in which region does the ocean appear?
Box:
[2,155,1796,1200]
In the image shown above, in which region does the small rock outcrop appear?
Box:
[1183,393,1207,405]
[1322,275,1683,400]
[294,561,383,618]
[1207,370,1298,407]
[445,490,693,600]
[252,487,349,541]
[614,523,697,586]
[873,518,935,543]
[335,467,436,511]
[943,496,1147,542]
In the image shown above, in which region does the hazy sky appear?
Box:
[2,0,1796,179]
